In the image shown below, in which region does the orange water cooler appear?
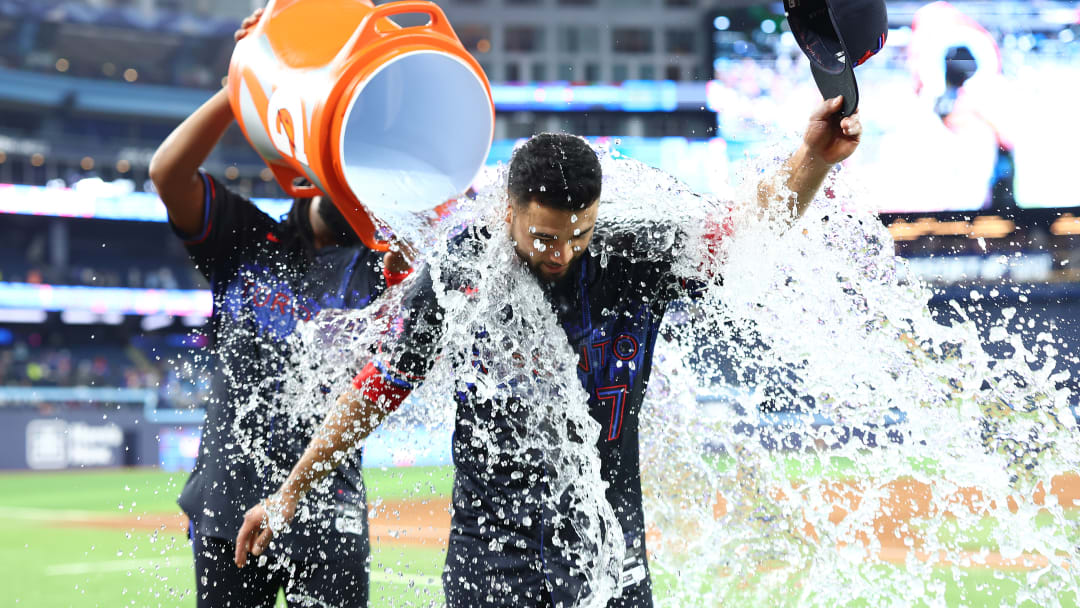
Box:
[227,0,495,250]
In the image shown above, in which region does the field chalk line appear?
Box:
[44,557,441,588]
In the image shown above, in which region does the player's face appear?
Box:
[507,198,599,283]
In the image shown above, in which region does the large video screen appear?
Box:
[706,1,1080,213]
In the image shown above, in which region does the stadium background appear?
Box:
[1,0,1079,605]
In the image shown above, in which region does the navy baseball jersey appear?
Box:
[174,172,388,564]
[369,226,704,607]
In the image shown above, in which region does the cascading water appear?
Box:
[635,149,1080,607]
[229,143,1079,607]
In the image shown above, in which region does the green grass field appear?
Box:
[1,466,453,607]
[2,462,1076,607]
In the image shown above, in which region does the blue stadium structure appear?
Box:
[1,0,1079,472]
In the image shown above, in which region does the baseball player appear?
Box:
[234,92,860,607]
[152,9,411,607]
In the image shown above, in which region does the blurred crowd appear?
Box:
[1,262,191,290]
[1,262,190,290]
[0,214,206,289]
[0,340,211,411]
[0,0,238,89]
[0,344,154,388]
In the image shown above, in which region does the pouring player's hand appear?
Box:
[234,7,264,42]
[802,95,863,166]
[234,493,296,568]
[383,239,417,280]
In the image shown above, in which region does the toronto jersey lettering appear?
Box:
[174,172,387,564]
[373,227,702,607]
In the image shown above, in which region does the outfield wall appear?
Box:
[0,404,189,470]
[0,393,453,472]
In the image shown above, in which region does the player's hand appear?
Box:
[234,493,296,568]
[802,96,862,166]
[383,239,417,278]
[234,7,264,42]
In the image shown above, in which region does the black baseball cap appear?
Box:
[785,0,888,117]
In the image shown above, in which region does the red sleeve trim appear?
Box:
[697,213,735,279]
[383,265,413,287]
[352,361,411,412]
[704,214,734,250]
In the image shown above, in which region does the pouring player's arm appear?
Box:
[148,9,263,236]
[756,95,863,220]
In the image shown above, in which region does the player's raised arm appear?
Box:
[148,8,263,237]
[757,95,863,219]
[233,382,398,568]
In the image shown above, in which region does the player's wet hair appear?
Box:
[508,133,601,211]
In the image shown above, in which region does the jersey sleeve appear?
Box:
[168,171,277,280]
[351,266,444,412]
[671,214,734,300]
[619,212,732,304]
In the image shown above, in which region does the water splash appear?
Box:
[236,175,627,606]
[636,150,1080,607]
[232,144,1080,607]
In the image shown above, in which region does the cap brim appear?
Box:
[809,62,858,117]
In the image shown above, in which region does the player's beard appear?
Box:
[524,251,583,286]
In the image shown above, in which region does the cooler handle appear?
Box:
[349,0,459,54]
[266,163,324,198]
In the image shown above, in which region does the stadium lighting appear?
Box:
[887,220,922,241]
[182,315,207,327]
[1051,214,1080,236]
[0,181,291,223]
[0,282,212,318]
[928,220,972,236]
[60,310,101,325]
[101,312,125,326]
[968,216,1016,239]
[760,20,777,34]
[713,16,731,31]
[0,309,47,324]
[141,314,174,332]
[1042,8,1080,25]
[889,217,1017,241]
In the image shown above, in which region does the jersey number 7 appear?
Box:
[595,385,628,442]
